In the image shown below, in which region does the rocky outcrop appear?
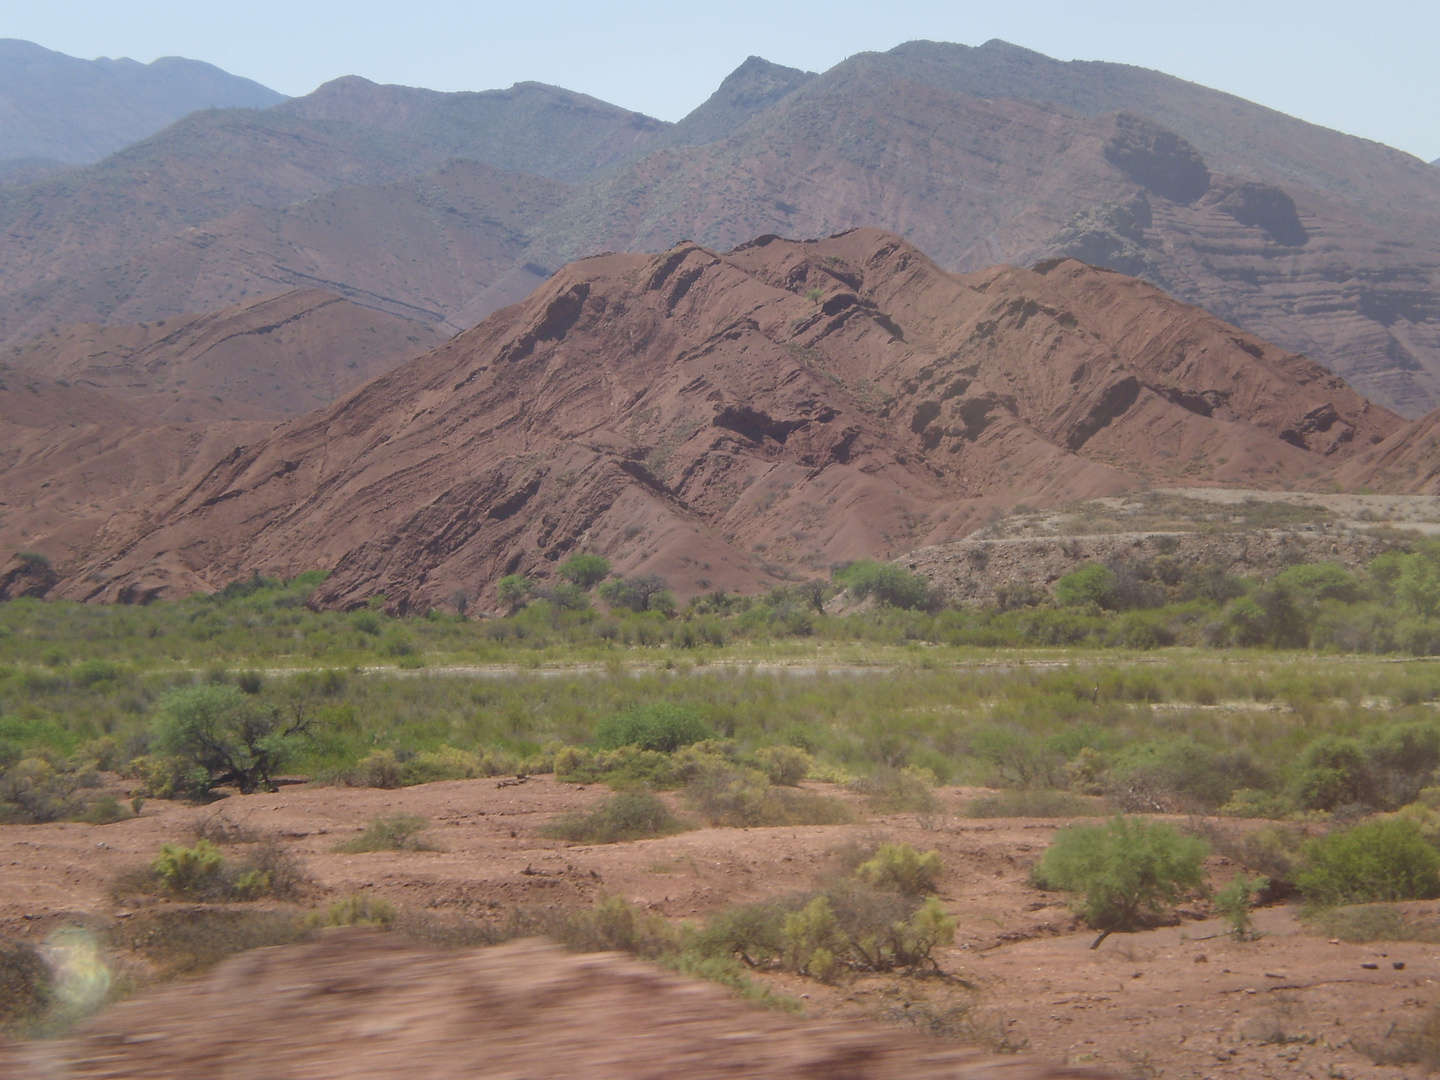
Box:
[59,230,1400,611]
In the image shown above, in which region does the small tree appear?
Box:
[559,553,611,589]
[1054,564,1118,609]
[152,684,314,796]
[1034,816,1208,947]
[496,574,533,614]
[598,574,674,613]
[832,560,930,610]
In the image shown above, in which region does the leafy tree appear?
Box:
[558,553,611,589]
[595,704,713,752]
[496,574,533,614]
[1399,545,1440,619]
[152,684,314,796]
[832,560,930,610]
[1034,816,1208,947]
[1274,562,1363,603]
[598,574,674,613]
[1054,564,1119,609]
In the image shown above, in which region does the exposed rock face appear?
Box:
[0,934,1113,1079]
[0,38,285,164]
[2,40,1440,420]
[0,291,438,569]
[62,230,1399,612]
[1330,409,1440,494]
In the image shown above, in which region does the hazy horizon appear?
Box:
[3,1,1437,163]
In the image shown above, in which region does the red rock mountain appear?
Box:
[2,41,1439,423]
[0,290,440,576]
[62,230,1400,611]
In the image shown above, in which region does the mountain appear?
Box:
[4,41,1437,419]
[531,41,1440,417]
[0,290,440,575]
[661,56,814,147]
[0,38,285,164]
[0,78,663,345]
[59,230,1400,611]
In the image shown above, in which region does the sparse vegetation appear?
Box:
[335,813,435,853]
[542,790,690,844]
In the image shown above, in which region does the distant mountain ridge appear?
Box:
[2,40,1439,419]
[0,38,285,164]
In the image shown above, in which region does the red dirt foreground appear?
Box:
[3,932,1109,1080]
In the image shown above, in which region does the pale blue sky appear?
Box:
[4,0,1436,162]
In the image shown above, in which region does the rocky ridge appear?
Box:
[57,229,1399,611]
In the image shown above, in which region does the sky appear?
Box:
[4,0,1437,162]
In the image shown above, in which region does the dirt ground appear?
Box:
[1,775,1436,1078]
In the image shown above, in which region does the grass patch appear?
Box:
[334,813,435,853]
[963,789,1105,818]
[1310,903,1440,943]
[848,767,940,814]
[541,790,691,844]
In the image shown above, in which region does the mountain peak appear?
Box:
[666,55,814,146]
[0,38,285,163]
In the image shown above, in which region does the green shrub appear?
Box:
[542,790,690,844]
[595,704,713,753]
[598,575,674,614]
[1054,564,1118,609]
[833,560,931,610]
[753,745,811,786]
[309,894,397,928]
[496,575,533,613]
[1312,903,1440,945]
[854,843,943,896]
[1214,873,1266,940]
[1111,739,1269,811]
[142,836,303,901]
[847,766,940,813]
[399,746,480,785]
[1034,817,1208,942]
[0,755,85,823]
[335,813,434,853]
[686,763,851,828]
[691,901,790,968]
[352,748,402,788]
[0,939,52,1024]
[1288,735,1370,811]
[558,895,681,959]
[77,792,131,825]
[152,684,314,796]
[558,553,611,589]
[1296,818,1440,906]
[153,840,225,894]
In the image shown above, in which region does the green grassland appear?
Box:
[6,549,1440,827]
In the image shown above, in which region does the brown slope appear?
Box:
[1328,410,1440,494]
[4,288,444,421]
[0,290,443,578]
[63,230,1399,611]
[532,44,1440,417]
[0,370,272,584]
[50,160,573,336]
[0,79,663,344]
